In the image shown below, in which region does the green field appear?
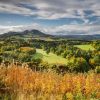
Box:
[75,44,95,50]
[34,49,68,64]
[34,45,94,64]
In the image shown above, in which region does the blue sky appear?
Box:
[0,0,100,35]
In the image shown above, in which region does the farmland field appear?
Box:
[75,44,95,50]
[35,49,68,64]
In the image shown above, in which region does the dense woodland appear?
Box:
[0,37,100,73]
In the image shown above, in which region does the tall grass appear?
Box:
[0,63,99,100]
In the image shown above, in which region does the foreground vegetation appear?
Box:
[0,64,100,100]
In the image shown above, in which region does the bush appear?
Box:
[31,57,42,64]
[90,55,100,66]
[1,46,15,51]
[18,53,31,62]
[67,57,89,72]
[95,66,100,73]
[0,57,2,63]
[19,47,36,54]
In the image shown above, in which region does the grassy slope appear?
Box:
[75,44,95,50]
[34,49,68,64]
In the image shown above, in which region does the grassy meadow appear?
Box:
[35,49,68,64]
[75,44,95,51]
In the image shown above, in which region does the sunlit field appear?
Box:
[75,45,95,51]
[35,49,68,64]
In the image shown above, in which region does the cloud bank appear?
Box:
[0,0,100,35]
[0,24,100,35]
[0,0,100,21]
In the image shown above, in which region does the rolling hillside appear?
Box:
[0,30,52,39]
[0,29,100,40]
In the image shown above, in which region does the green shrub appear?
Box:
[95,66,100,73]
[67,57,89,72]
[18,53,31,62]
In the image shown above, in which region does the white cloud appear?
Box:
[0,23,42,34]
[48,24,100,35]
[0,3,34,15]
[0,0,100,35]
[0,24,100,35]
[0,0,100,22]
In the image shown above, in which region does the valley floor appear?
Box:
[34,49,68,64]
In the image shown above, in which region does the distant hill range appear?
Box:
[0,29,100,40]
[55,34,100,40]
[0,30,52,38]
